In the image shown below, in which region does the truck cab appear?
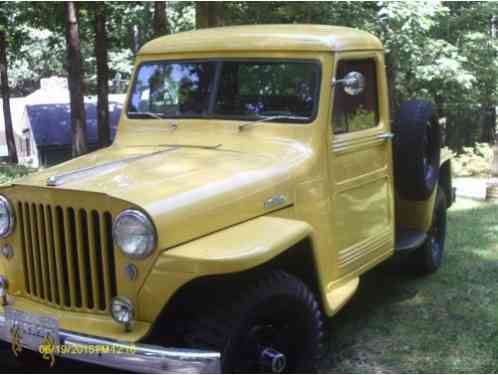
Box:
[0,25,452,373]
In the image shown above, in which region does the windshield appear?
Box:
[128,60,320,122]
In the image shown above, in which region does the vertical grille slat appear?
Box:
[54,207,71,307]
[87,211,100,310]
[18,203,31,294]
[44,206,60,305]
[75,210,89,309]
[23,203,36,296]
[105,213,118,300]
[99,213,114,310]
[93,212,107,311]
[35,204,51,302]
[18,201,116,313]
[28,204,43,298]
[63,208,79,307]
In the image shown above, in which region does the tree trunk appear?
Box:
[196,2,224,29]
[95,2,110,148]
[131,25,140,54]
[385,53,398,120]
[480,105,496,144]
[153,2,169,37]
[64,1,87,157]
[0,30,18,164]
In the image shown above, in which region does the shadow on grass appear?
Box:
[320,199,498,373]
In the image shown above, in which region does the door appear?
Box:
[328,53,395,277]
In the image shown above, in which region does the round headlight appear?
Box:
[0,196,14,238]
[111,296,134,331]
[113,209,156,259]
[0,275,8,298]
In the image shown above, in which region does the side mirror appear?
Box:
[333,71,365,96]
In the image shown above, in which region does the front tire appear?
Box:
[185,270,325,373]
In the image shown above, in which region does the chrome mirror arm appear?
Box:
[332,71,366,96]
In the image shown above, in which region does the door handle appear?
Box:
[377,132,395,140]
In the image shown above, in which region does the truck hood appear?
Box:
[16,140,312,250]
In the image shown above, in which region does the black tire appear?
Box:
[185,270,325,373]
[393,100,441,201]
[412,189,447,274]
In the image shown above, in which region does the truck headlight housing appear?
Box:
[113,209,156,259]
[0,196,15,238]
[111,296,134,331]
[0,275,8,305]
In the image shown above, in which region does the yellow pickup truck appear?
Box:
[0,25,453,373]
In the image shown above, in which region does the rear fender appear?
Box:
[439,159,454,207]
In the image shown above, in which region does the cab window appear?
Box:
[332,58,379,134]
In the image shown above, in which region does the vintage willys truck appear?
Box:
[0,25,452,373]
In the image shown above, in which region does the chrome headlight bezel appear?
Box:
[113,209,157,259]
[0,275,8,298]
[0,195,15,239]
[110,296,135,331]
[111,296,135,326]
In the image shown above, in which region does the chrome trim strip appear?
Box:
[332,133,387,154]
[0,195,15,238]
[376,132,394,140]
[47,147,180,187]
[0,312,221,373]
[264,195,288,210]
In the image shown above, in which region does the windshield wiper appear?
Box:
[127,111,167,119]
[127,111,179,131]
[238,115,308,131]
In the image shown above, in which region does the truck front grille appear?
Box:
[17,202,117,313]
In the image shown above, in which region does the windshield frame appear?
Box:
[126,58,322,124]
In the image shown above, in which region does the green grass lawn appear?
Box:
[320,198,498,373]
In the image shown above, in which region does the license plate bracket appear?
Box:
[4,307,60,351]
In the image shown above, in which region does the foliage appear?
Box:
[7,26,65,95]
[2,1,498,150]
[0,163,34,185]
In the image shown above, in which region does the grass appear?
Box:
[320,197,498,373]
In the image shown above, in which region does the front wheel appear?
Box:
[412,189,447,274]
[185,270,325,373]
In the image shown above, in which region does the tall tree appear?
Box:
[196,2,224,29]
[153,2,169,38]
[64,1,87,156]
[0,29,18,163]
[95,2,110,148]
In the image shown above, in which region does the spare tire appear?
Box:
[393,100,441,201]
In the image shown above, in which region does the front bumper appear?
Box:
[0,312,221,373]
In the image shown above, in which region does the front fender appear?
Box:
[137,216,314,323]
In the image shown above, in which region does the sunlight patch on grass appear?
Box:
[321,197,498,373]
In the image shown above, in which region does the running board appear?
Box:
[395,228,427,255]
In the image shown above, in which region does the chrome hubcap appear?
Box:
[260,347,287,373]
